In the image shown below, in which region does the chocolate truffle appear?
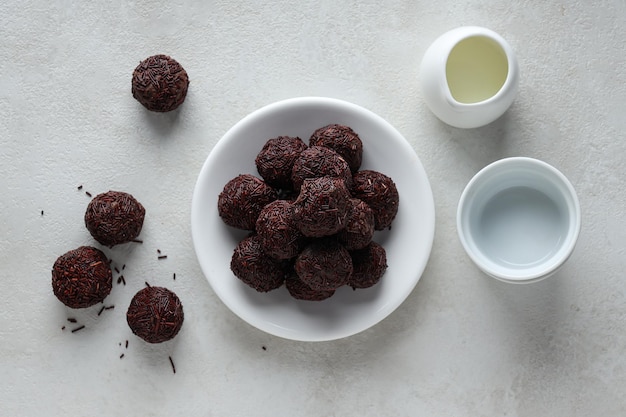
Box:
[293,177,350,238]
[52,246,112,309]
[255,200,304,259]
[291,146,352,191]
[85,191,145,247]
[131,54,189,112]
[295,239,353,291]
[255,136,308,189]
[285,272,335,301]
[348,242,388,289]
[309,124,363,172]
[351,170,399,230]
[218,174,278,230]
[337,198,375,250]
[126,286,184,344]
[230,235,286,292]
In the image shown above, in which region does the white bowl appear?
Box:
[457,157,580,283]
[191,97,435,341]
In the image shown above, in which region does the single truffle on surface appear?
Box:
[218,174,278,231]
[230,235,286,292]
[295,239,353,291]
[351,170,399,230]
[255,136,308,189]
[348,241,388,289]
[255,200,304,259]
[293,177,351,238]
[52,246,113,309]
[309,124,363,172]
[337,198,375,250]
[131,54,189,112]
[126,286,184,344]
[84,191,146,247]
[291,146,352,191]
[285,271,335,301]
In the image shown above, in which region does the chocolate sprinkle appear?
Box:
[85,191,92,197]
[131,54,189,112]
[120,353,125,359]
[84,190,146,247]
[71,325,85,333]
[218,174,278,230]
[61,326,66,330]
[126,286,184,344]
[52,246,113,309]
[169,356,176,374]
[309,124,363,172]
[97,306,105,316]
[158,255,167,260]
[78,185,83,190]
[67,318,77,323]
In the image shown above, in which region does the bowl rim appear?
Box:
[456,156,581,282]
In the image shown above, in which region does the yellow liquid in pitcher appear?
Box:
[445,36,508,104]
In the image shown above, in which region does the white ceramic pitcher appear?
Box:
[420,26,519,129]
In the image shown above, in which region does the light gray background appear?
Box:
[1,1,625,416]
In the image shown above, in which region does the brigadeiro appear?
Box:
[218,174,278,230]
[337,198,375,250]
[309,124,363,172]
[230,235,286,292]
[285,271,335,301]
[293,176,350,238]
[85,191,146,247]
[291,146,352,191]
[351,170,399,230]
[52,246,112,309]
[255,136,308,189]
[255,200,304,260]
[126,286,184,344]
[295,239,353,291]
[131,54,189,112]
[348,241,388,289]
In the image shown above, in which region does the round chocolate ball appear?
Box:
[293,176,351,238]
[351,170,399,230]
[348,241,388,289]
[230,235,286,292]
[337,198,375,250]
[256,200,304,259]
[285,272,335,301]
[126,286,184,344]
[218,174,278,231]
[291,146,352,191]
[52,246,112,309]
[295,239,353,291]
[309,124,363,172]
[131,54,189,112]
[85,191,146,247]
[255,136,308,189]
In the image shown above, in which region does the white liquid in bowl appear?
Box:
[473,186,568,269]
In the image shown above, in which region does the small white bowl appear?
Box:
[457,157,580,283]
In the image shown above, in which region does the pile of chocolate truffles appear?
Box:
[218,124,399,301]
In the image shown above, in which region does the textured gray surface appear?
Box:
[1,1,625,416]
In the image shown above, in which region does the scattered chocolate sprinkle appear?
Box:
[145,281,151,287]
[84,191,146,247]
[132,54,190,112]
[71,325,85,333]
[97,306,106,316]
[78,185,83,190]
[132,239,143,244]
[126,286,184,344]
[41,210,44,216]
[67,318,77,323]
[105,305,114,310]
[122,264,126,270]
[173,273,176,281]
[125,340,129,349]
[262,346,267,351]
[157,249,161,254]
[52,247,113,308]
[85,191,92,197]
[61,326,66,330]
[158,255,167,260]
[121,276,126,285]
[115,267,120,274]
[169,356,176,374]
[120,353,125,359]
[117,276,122,284]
